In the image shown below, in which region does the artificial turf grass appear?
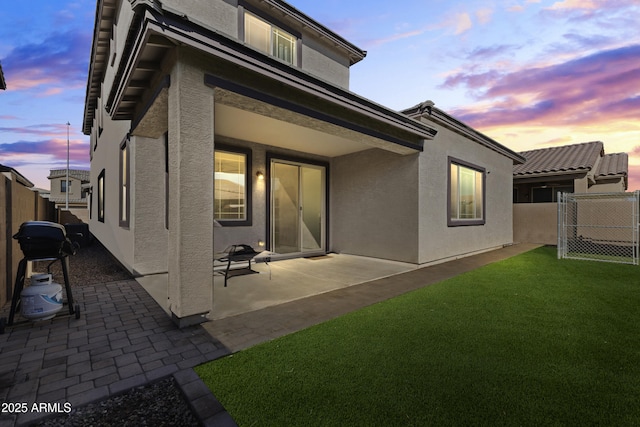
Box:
[195,247,640,426]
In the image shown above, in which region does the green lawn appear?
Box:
[195,247,640,426]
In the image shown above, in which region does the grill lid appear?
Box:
[13,221,76,258]
[13,221,67,240]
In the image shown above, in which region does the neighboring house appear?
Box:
[513,141,629,244]
[513,141,628,203]
[47,169,90,209]
[0,164,34,188]
[83,0,523,326]
[0,62,6,90]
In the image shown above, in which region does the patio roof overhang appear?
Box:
[86,5,437,156]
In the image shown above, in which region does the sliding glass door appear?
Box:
[271,159,325,255]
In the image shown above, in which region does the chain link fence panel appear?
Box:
[558,191,639,265]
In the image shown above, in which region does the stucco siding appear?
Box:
[160,0,352,89]
[301,36,350,88]
[513,203,557,245]
[418,123,514,264]
[89,120,133,271]
[132,135,169,275]
[590,180,626,193]
[161,0,238,39]
[166,50,215,319]
[49,176,83,201]
[331,149,420,263]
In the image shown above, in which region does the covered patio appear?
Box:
[137,254,416,321]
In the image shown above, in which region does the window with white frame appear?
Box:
[214,147,252,225]
[448,158,485,226]
[244,12,296,65]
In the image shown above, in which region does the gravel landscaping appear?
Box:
[32,239,133,288]
[35,377,199,427]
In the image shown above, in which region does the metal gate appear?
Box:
[558,191,640,265]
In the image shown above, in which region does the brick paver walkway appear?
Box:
[0,280,234,427]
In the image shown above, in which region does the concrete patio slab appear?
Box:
[202,243,541,352]
[136,253,417,321]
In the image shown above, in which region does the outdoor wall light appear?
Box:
[258,240,265,247]
[256,171,264,180]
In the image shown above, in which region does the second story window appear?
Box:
[61,180,71,193]
[245,12,296,65]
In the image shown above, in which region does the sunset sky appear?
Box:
[1,0,639,190]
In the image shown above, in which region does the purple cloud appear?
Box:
[542,0,639,22]
[0,138,89,165]
[0,29,91,91]
[0,123,73,137]
[560,33,612,50]
[445,44,640,129]
[466,45,517,61]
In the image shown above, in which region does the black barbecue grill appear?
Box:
[14,221,77,258]
[0,221,80,333]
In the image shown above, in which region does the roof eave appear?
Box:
[403,104,525,164]
[83,0,117,134]
[107,10,436,150]
[513,169,590,180]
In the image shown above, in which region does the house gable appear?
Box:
[403,101,525,165]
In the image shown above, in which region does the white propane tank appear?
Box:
[21,273,64,321]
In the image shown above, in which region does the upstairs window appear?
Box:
[245,12,296,65]
[61,180,71,193]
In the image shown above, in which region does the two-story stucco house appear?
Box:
[83,0,524,326]
[47,169,91,208]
